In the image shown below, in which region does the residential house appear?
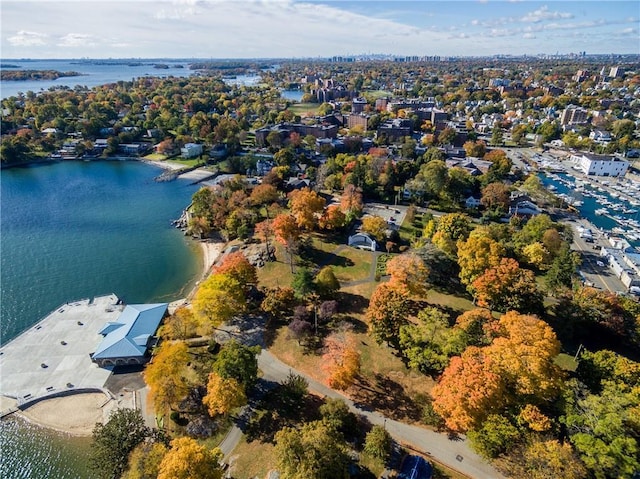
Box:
[181,143,203,158]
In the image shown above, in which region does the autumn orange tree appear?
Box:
[318,205,346,230]
[211,250,257,287]
[203,371,247,417]
[157,437,223,479]
[144,341,191,413]
[472,257,543,314]
[480,182,511,212]
[287,187,326,230]
[192,273,246,330]
[272,213,301,272]
[340,184,363,218]
[322,333,361,390]
[431,346,504,431]
[366,282,410,345]
[386,253,430,296]
[432,311,564,432]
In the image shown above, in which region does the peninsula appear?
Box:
[0,69,82,81]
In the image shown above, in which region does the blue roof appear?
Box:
[93,303,168,360]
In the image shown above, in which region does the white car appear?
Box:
[596,261,605,267]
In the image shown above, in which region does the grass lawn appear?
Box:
[363,89,394,100]
[165,158,206,168]
[425,289,475,315]
[287,102,320,116]
[143,152,168,161]
[269,319,435,423]
[228,436,276,479]
[256,243,295,289]
[329,247,373,283]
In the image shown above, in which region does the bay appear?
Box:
[0,160,202,478]
[0,59,194,99]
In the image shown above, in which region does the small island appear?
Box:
[0,69,83,81]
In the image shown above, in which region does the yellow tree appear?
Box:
[161,306,199,340]
[386,253,430,296]
[123,442,168,479]
[144,341,190,413]
[322,333,361,390]
[288,187,326,230]
[456,235,505,290]
[157,437,223,479]
[203,372,247,417]
[522,242,551,270]
[489,311,563,400]
[361,215,387,243]
[192,273,245,330]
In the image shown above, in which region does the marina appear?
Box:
[534,154,640,249]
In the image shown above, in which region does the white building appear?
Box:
[571,153,629,177]
[181,143,203,158]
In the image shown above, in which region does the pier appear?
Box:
[0,294,122,407]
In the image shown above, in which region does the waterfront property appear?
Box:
[91,303,168,367]
[0,295,167,407]
[570,153,630,177]
[0,295,120,405]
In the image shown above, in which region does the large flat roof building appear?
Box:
[571,153,629,177]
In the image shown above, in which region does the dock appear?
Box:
[0,294,122,407]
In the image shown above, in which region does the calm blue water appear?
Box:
[1,160,201,344]
[0,160,202,478]
[0,59,194,98]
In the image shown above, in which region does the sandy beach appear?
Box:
[16,392,122,436]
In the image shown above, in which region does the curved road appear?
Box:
[220,349,505,479]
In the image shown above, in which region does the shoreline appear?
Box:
[4,239,224,436]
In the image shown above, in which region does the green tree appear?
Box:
[292,267,316,300]
[274,421,350,479]
[468,414,520,459]
[213,340,260,388]
[545,244,579,291]
[90,409,152,479]
[319,398,357,437]
[363,425,393,462]
[490,127,504,146]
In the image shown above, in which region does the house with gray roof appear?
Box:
[91,303,168,368]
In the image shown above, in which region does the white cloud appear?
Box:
[7,30,48,46]
[522,32,536,39]
[521,6,573,23]
[57,33,97,47]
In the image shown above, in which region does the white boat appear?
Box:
[595,208,608,216]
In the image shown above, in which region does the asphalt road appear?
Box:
[219,350,506,479]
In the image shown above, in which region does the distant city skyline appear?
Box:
[2,1,638,59]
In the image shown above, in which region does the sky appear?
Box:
[1,0,638,59]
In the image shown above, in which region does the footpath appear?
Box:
[218,347,505,479]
